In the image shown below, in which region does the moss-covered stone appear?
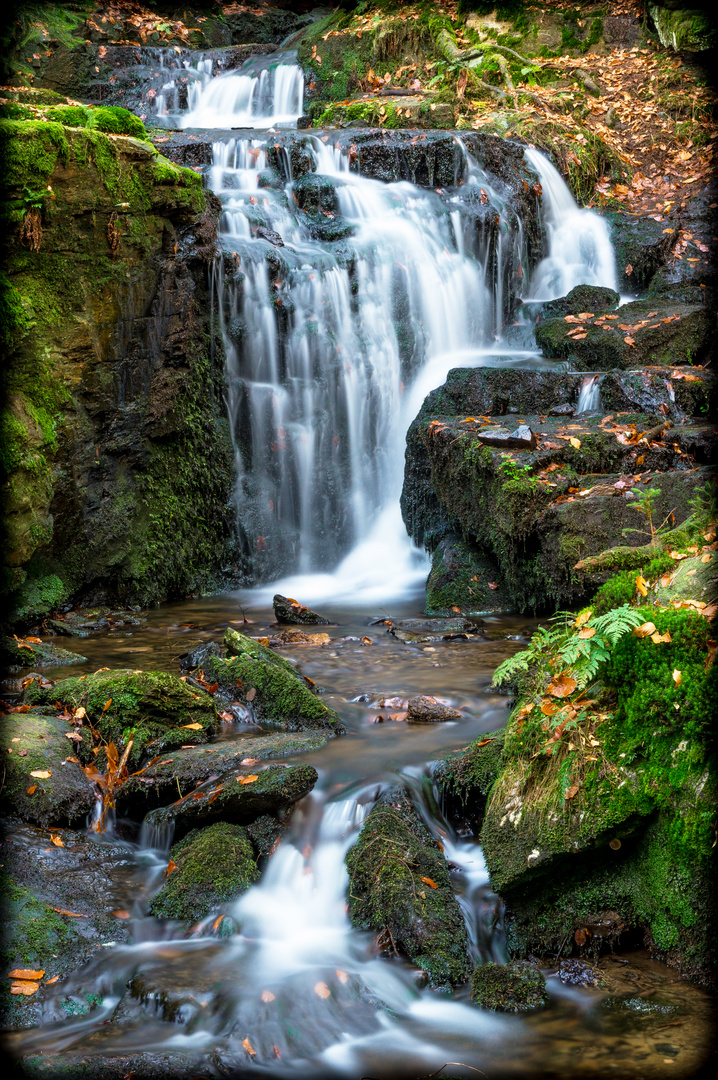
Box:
[144,762,318,838]
[117,731,328,814]
[0,712,96,827]
[148,823,259,921]
[426,535,511,615]
[205,630,345,735]
[23,668,218,768]
[1,635,86,668]
[345,790,471,987]
[471,961,548,1012]
[436,731,505,832]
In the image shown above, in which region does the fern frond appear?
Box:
[589,605,643,644]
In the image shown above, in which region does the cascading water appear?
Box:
[575,373,604,414]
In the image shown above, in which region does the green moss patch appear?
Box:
[148,823,259,921]
[471,960,547,1012]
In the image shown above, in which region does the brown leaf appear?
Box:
[609,838,622,850]
[49,907,86,917]
[314,981,331,999]
[239,774,259,785]
[574,928,588,946]
[672,669,682,686]
[242,1036,257,1056]
[45,975,59,985]
[633,621,656,638]
[625,263,633,275]
[546,674,577,698]
[166,859,178,875]
[101,699,113,713]
[212,914,225,932]
[578,627,596,639]
[112,909,130,919]
[487,581,499,590]
[50,834,64,847]
[26,785,37,795]
[541,699,559,715]
[246,687,257,702]
[10,980,40,996]
[420,876,438,889]
[29,770,51,779]
[564,785,579,800]
[261,989,275,1002]
[574,610,592,628]
[8,969,44,980]
[180,723,202,730]
[635,575,649,597]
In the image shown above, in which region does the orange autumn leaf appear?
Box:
[314,981,331,999]
[546,674,577,698]
[29,770,51,779]
[8,969,44,980]
[564,785,579,800]
[633,622,657,638]
[239,774,259,785]
[336,969,349,984]
[166,859,178,875]
[180,723,202,730]
[26,785,37,795]
[577,627,596,639]
[101,699,113,713]
[112,909,130,919]
[50,834,64,847]
[541,699,559,716]
[45,975,59,985]
[261,989,275,1002]
[420,876,438,889]
[10,980,40,996]
[212,914,225,931]
[49,906,86,917]
[242,1036,257,1056]
[635,575,649,597]
[651,631,672,644]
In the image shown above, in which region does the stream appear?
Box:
[2,47,715,1080]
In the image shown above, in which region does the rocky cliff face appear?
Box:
[1,120,235,623]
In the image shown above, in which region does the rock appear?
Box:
[558,959,599,986]
[255,224,284,246]
[476,425,537,450]
[600,367,717,421]
[178,640,224,672]
[408,365,586,421]
[648,3,718,52]
[388,616,484,644]
[406,697,462,723]
[273,594,331,625]
[550,403,575,416]
[426,535,510,616]
[208,629,345,735]
[116,732,328,814]
[471,961,548,1012]
[603,211,677,292]
[0,713,97,828]
[541,284,620,317]
[435,732,506,835]
[258,628,332,647]
[148,823,259,921]
[245,813,287,861]
[23,669,219,769]
[0,636,86,668]
[534,297,714,370]
[143,762,318,839]
[345,789,471,987]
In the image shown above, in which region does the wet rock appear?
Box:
[435,732,505,836]
[273,594,331,625]
[116,732,328,814]
[550,403,576,416]
[23,669,218,769]
[0,636,86,669]
[388,616,484,644]
[603,211,678,292]
[471,961,548,1012]
[258,628,331,647]
[0,713,97,828]
[541,284,620,317]
[558,958,599,986]
[652,554,718,609]
[476,424,537,450]
[426,535,510,616]
[178,640,224,672]
[410,365,586,423]
[335,129,464,188]
[345,789,472,987]
[255,223,284,246]
[600,366,717,421]
[148,823,259,921]
[534,297,714,370]
[406,697,462,723]
[144,762,318,838]
[205,629,344,735]
[246,813,287,861]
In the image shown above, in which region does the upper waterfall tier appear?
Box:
[208,128,615,589]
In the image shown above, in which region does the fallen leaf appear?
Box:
[574,610,592,628]
[672,669,682,686]
[336,969,349,983]
[239,775,259,785]
[314,981,331,999]
[26,785,37,795]
[212,914,225,931]
[49,907,86,917]
[541,699,560,715]
[29,770,51,779]
[569,437,581,449]
[635,575,649,597]
[578,627,596,639]
[8,969,44,980]
[112,909,130,919]
[546,674,577,698]
[702,553,712,563]
[609,838,622,850]
[45,975,59,985]
[488,581,499,590]
[564,785,579,800]
[633,622,657,638]
[420,876,438,889]
[261,989,275,1002]
[274,1045,281,1058]
[246,688,257,702]
[180,723,202,730]
[50,834,64,847]
[10,980,40,996]
[166,859,178,875]
[101,699,112,713]
[574,928,588,945]
[361,636,373,645]
[242,1036,257,1056]
[651,631,672,644]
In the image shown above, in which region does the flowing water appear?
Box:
[4,59,713,1080]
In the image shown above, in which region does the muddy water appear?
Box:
[4,594,716,1079]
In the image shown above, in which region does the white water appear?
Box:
[575,373,603,414]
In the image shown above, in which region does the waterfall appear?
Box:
[575,373,603,414]
[171,61,619,598]
[524,145,617,299]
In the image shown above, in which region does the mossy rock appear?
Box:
[148,823,259,921]
[143,762,319,838]
[6,573,71,625]
[471,961,548,1012]
[205,630,345,735]
[436,730,505,832]
[88,106,147,139]
[0,712,96,827]
[116,731,327,814]
[426,535,510,615]
[345,790,471,987]
[652,554,718,608]
[23,668,218,769]
[0,635,86,668]
[541,284,619,317]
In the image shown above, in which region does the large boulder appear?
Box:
[23,669,219,768]
[471,961,548,1012]
[143,762,318,840]
[426,535,511,616]
[0,712,97,827]
[0,636,86,669]
[148,823,259,921]
[272,595,331,625]
[345,790,471,987]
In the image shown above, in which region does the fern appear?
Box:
[589,605,643,644]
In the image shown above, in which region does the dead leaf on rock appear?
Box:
[29,770,51,779]
[546,674,577,698]
[314,981,331,999]
[10,980,40,996]
[8,969,44,980]
[180,723,202,730]
[564,785,579,800]
[242,1036,257,1056]
[261,989,275,1002]
[239,775,259,785]
[420,876,438,889]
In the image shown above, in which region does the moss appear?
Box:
[148,823,259,920]
[6,571,70,622]
[471,961,547,1011]
[590,555,674,615]
[426,536,510,615]
[24,668,218,768]
[0,120,70,191]
[88,106,146,139]
[44,105,92,128]
[438,731,505,808]
[346,792,472,987]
